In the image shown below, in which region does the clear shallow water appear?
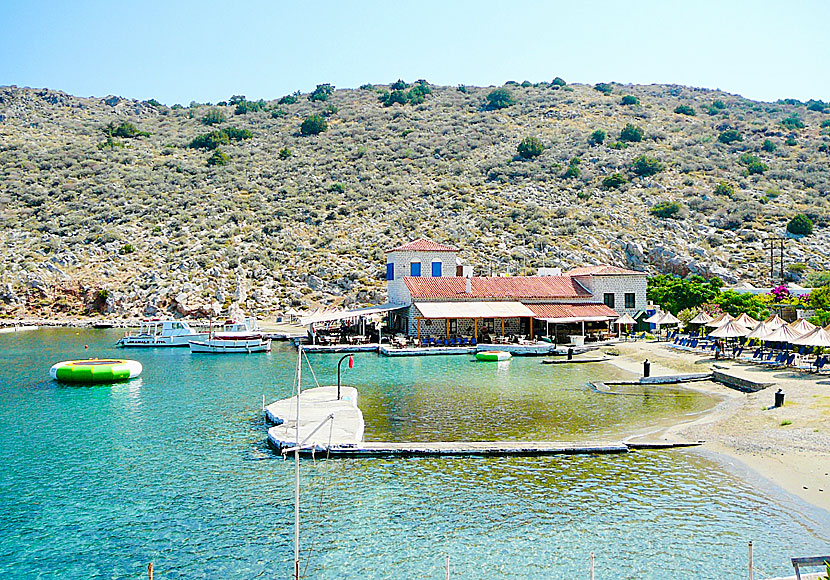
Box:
[0,329,827,579]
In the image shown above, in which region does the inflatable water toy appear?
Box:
[49,359,143,383]
[475,350,512,362]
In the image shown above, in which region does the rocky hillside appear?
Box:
[1,80,829,319]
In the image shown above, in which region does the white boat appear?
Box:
[188,333,271,353]
[220,317,262,333]
[116,319,208,347]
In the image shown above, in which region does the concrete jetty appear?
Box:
[264,387,702,458]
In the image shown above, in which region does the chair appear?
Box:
[471,338,477,346]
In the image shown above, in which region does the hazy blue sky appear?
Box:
[1,0,828,104]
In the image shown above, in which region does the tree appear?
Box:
[103,121,149,138]
[278,93,299,105]
[390,79,409,90]
[787,214,813,236]
[235,99,265,115]
[621,95,639,105]
[189,127,251,150]
[594,83,613,95]
[309,83,334,102]
[588,129,606,145]
[551,77,566,87]
[739,153,768,175]
[563,157,580,178]
[300,115,327,135]
[602,173,627,189]
[718,129,742,144]
[486,88,515,110]
[201,108,226,126]
[715,290,769,320]
[650,201,681,218]
[761,139,776,152]
[619,123,643,142]
[805,271,830,287]
[674,104,696,116]
[647,274,723,314]
[207,148,229,166]
[631,155,663,176]
[517,136,544,159]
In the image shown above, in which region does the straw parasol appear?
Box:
[764,314,786,329]
[614,313,637,337]
[788,318,817,335]
[746,322,773,340]
[644,311,664,324]
[825,324,830,333]
[708,320,750,338]
[689,311,714,325]
[734,313,759,328]
[791,327,830,348]
[706,313,734,328]
[763,324,803,344]
[655,311,681,325]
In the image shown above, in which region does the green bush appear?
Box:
[602,173,627,189]
[551,77,566,87]
[739,153,768,175]
[322,104,338,117]
[359,84,375,91]
[761,139,776,152]
[713,181,734,196]
[785,136,798,146]
[787,213,813,235]
[631,155,663,176]
[390,79,409,90]
[621,95,639,105]
[279,147,291,160]
[189,127,252,150]
[594,83,613,95]
[712,100,726,110]
[486,88,515,110]
[301,115,327,136]
[309,83,334,102]
[647,274,723,314]
[718,129,742,144]
[330,183,345,193]
[619,123,643,142]
[457,84,468,93]
[821,119,830,128]
[379,81,432,107]
[588,129,606,145]
[517,136,544,159]
[207,148,229,166]
[120,243,135,254]
[103,121,149,138]
[235,100,265,115]
[651,201,681,218]
[806,100,827,112]
[278,93,299,105]
[201,108,226,125]
[271,108,287,119]
[781,114,805,130]
[97,136,124,150]
[562,157,580,178]
[674,104,696,116]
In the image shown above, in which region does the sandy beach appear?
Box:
[606,340,830,512]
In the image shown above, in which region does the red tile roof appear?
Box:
[566,265,646,276]
[523,303,619,319]
[404,276,592,300]
[386,238,459,253]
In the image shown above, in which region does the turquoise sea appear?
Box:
[0,329,827,579]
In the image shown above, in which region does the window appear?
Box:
[386,263,394,281]
[625,293,635,309]
[431,261,442,277]
[603,293,615,308]
[449,319,457,334]
[410,261,421,277]
[483,318,494,333]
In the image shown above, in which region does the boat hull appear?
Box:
[188,338,272,354]
[117,333,208,347]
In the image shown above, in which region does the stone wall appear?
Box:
[585,275,647,316]
[386,249,457,304]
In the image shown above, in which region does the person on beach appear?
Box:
[714,340,722,360]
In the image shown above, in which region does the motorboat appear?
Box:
[188,332,271,353]
[116,319,208,347]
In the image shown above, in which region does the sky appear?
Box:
[1,0,828,105]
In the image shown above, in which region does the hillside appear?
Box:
[1,80,829,319]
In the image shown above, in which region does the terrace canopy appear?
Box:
[413,301,537,340]
[300,303,404,326]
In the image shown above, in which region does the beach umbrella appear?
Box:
[734,313,759,328]
[655,311,681,325]
[825,324,830,333]
[746,322,773,340]
[708,320,750,338]
[614,313,637,337]
[763,324,803,343]
[792,327,830,348]
[644,311,663,324]
[788,318,817,335]
[689,312,714,325]
[706,313,734,328]
[764,314,786,329]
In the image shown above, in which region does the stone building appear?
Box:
[385,238,647,341]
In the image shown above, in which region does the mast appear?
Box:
[294,345,302,580]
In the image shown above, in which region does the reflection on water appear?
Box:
[0,330,826,580]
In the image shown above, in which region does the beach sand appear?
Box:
[606,340,830,512]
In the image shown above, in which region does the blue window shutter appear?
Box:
[386,263,394,281]
[410,262,421,277]
[431,261,442,277]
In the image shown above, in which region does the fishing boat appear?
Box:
[188,316,271,353]
[116,319,208,347]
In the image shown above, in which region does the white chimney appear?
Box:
[465,276,472,294]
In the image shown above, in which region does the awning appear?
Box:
[523,303,619,324]
[414,301,536,319]
[301,303,404,326]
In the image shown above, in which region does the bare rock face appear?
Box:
[1,283,20,305]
